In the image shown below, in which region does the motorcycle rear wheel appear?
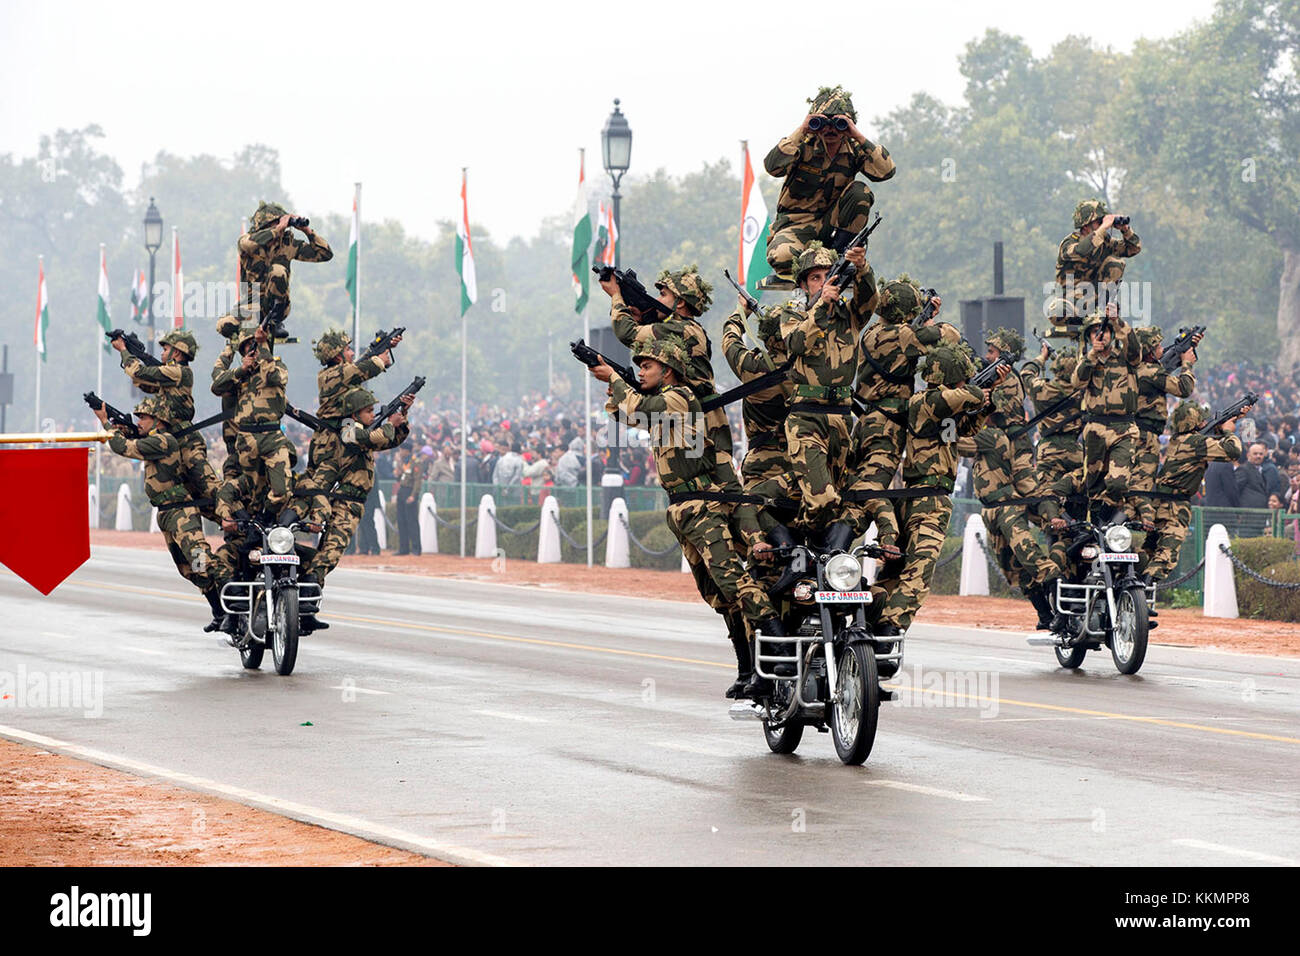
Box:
[272,588,299,676]
[831,643,879,766]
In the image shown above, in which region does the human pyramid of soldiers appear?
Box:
[584,84,1251,701]
[91,201,417,637]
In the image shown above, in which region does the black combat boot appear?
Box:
[766,525,805,597]
[1025,584,1055,630]
[820,521,855,553]
[830,227,858,253]
[874,623,902,637]
[759,616,796,678]
[725,629,753,700]
[201,588,224,632]
[298,574,329,633]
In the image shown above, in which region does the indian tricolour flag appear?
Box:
[97,247,112,349]
[172,228,184,329]
[130,268,149,324]
[34,257,49,362]
[571,151,592,314]
[345,185,359,320]
[594,200,617,268]
[457,169,477,315]
[738,141,772,296]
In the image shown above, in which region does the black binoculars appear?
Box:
[1112,215,1130,227]
[808,115,850,132]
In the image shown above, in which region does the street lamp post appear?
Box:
[143,198,163,356]
[601,100,632,487]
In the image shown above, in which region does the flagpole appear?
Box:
[584,302,593,567]
[34,255,42,432]
[459,168,468,560]
[95,244,104,524]
[353,182,362,345]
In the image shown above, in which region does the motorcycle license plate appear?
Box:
[259,553,300,565]
[815,590,872,603]
[1102,552,1139,563]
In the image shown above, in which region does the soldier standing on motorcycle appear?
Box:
[1132,325,1199,517]
[1020,329,1085,491]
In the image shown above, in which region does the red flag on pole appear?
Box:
[0,448,91,594]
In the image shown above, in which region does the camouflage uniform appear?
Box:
[873,347,987,631]
[237,201,333,322]
[1020,346,1084,490]
[212,326,293,516]
[721,304,794,505]
[1054,198,1141,314]
[845,277,958,546]
[763,86,895,278]
[1138,402,1242,580]
[1133,326,1196,516]
[212,314,242,481]
[119,330,221,520]
[1072,311,1145,521]
[106,398,230,595]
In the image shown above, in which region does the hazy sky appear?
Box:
[1,0,1219,244]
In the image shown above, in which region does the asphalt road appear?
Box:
[1,545,1297,866]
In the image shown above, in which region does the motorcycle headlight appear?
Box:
[267,527,295,555]
[824,554,862,592]
[1104,525,1132,553]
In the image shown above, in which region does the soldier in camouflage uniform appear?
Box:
[1072,305,1146,524]
[870,345,992,635]
[1054,198,1140,316]
[1021,336,1085,490]
[238,201,333,336]
[590,336,786,700]
[94,396,232,630]
[1137,402,1244,583]
[1133,325,1198,520]
[211,324,294,521]
[211,314,243,481]
[306,328,398,468]
[763,85,895,281]
[843,276,957,552]
[112,328,222,521]
[778,241,876,539]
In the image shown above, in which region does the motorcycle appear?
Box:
[731,537,897,765]
[218,517,322,675]
[1029,518,1155,674]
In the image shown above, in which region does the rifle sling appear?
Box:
[700,360,793,411]
[173,409,237,439]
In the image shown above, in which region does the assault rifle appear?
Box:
[970,356,1011,390]
[1160,325,1205,370]
[285,403,326,432]
[822,213,882,289]
[1031,327,1056,357]
[570,338,642,391]
[105,329,162,367]
[1201,391,1259,435]
[592,265,672,317]
[910,288,940,329]
[723,269,760,315]
[376,376,426,423]
[83,391,139,438]
[359,327,405,363]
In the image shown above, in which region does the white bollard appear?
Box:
[1202,523,1238,619]
[419,492,440,554]
[149,506,160,534]
[862,523,879,585]
[114,483,133,531]
[475,494,498,559]
[87,484,98,529]
[958,513,989,596]
[537,496,561,564]
[605,497,630,569]
[375,489,388,551]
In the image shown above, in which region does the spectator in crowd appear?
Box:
[555,438,584,487]
[1203,459,1240,508]
[493,442,525,485]
[1235,442,1273,510]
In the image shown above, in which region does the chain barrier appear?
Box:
[551,512,608,551]
[1154,556,1206,592]
[621,514,681,557]
[428,507,477,531]
[973,531,1012,588]
[934,546,963,569]
[1220,543,1300,590]
[487,508,541,536]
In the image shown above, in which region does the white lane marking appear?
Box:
[123,646,167,657]
[328,684,391,696]
[473,709,546,724]
[649,740,740,758]
[865,780,990,802]
[0,723,516,867]
[1171,838,1297,865]
[42,632,74,640]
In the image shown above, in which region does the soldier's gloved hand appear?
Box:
[598,276,619,298]
[1050,517,1069,531]
[110,337,126,353]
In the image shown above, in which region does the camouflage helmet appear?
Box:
[985,327,1024,362]
[160,329,198,360]
[875,274,923,323]
[1170,400,1206,434]
[807,85,857,123]
[921,344,975,387]
[133,396,171,423]
[631,335,688,380]
[1080,310,1108,335]
[654,265,713,317]
[313,329,351,365]
[216,313,242,339]
[235,322,261,352]
[339,387,377,418]
[1051,345,1079,380]
[1136,325,1164,355]
[1044,296,1079,321]
[1073,198,1108,230]
[794,241,838,286]
[250,201,288,229]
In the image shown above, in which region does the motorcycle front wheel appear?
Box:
[831,643,879,766]
[762,681,804,754]
[1055,639,1088,669]
[1109,586,1149,675]
[239,637,264,670]
[272,588,299,676]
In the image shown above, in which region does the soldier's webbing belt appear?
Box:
[328,490,369,504]
[979,495,1054,508]
[859,350,915,387]
[787,403,853,416]
[667,491,766,506]
[1083,413,1135,426]
[1005,392,1079,440]
[1135,418,1164,435]
[1145,487,1190,501]
[237,420,283,433]
[156,497,214,513]
[173,409,236,439]
[744,432,784,451]
[843,484,952,501]
[700,360,794,411]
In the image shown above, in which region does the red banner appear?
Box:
[0,448,91,595]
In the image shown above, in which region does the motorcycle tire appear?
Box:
[762,681,804,754]
[1109,586,1149,675]
[831,642,880,766]
[239,639,264,670]
[272,588,299,676]
[1055,643,1088,669]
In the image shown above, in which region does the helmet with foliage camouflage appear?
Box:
[807,85,857,123]
[1170,400,1207,434]
[1073,198,1108,230]
[654,265,713,317]
[1079,310,1109,336]
[875,273,923,323]
[235,322,262,352]
[985,327,1024,362]
[794,241,838,287]
[922,344,975,387]
[250,201,288,229]
[216,313,242,339]
[340,387,377,418]
[1136,325,1164,356]
[133,396,171,424]
[1050,345,1079,380]
[313,329,351,365]
[160,330,198,360]
[631,335,688,380]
